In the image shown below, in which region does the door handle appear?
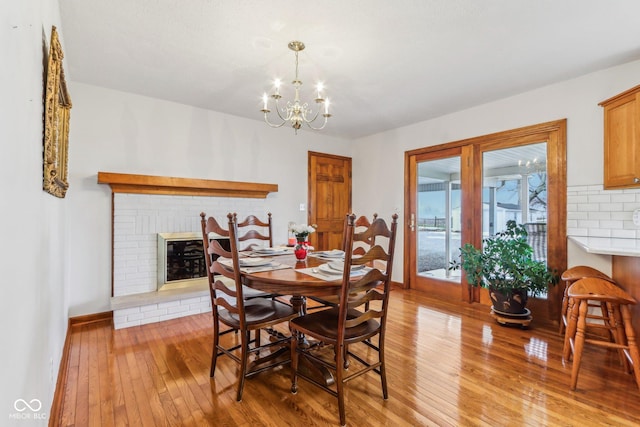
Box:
[410,213,415,232]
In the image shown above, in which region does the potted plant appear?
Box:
[450,220,557,316]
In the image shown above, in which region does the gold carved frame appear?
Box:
[43,26,72,198]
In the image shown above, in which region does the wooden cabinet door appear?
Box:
[601,87,640,189]
[308,152,352,251]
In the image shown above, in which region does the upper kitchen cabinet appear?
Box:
[599,84,640,189]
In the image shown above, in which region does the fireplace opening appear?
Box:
[157,232,230,291]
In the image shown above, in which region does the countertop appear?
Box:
[568,236,640,257]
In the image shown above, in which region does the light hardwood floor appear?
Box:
[55,290,640,426]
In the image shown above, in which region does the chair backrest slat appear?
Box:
[201,212,245,326]
[338,213,398,340]
[235,213,273,251]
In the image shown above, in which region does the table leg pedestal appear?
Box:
[289,295,335,386]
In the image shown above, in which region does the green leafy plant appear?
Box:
[450,220,556,296]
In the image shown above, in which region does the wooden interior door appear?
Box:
[308,151,352,251]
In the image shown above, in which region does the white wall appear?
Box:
[353,59,640,280]
[1,1,67,424]
[66,83,353,316]
[68,58,640,317]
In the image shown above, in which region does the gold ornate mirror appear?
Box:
[43,26,72,198]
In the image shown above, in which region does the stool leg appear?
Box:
[602,301,617,343]
[563,297,579,361]
[559,281,570,335]
[570,300,589,390]
[620,305,640,390]
[610,303,630,372]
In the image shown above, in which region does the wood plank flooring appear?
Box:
[55,290,640,426]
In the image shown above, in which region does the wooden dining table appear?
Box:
[241,253,343,316]
[240,252,344,385]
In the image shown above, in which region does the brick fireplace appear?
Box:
[98,172,278,329]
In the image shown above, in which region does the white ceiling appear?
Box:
[58,0,640,140]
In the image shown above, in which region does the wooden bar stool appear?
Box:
[563,277,640,391]
[559,266,615,335]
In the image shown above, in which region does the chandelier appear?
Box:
[261,41,331,134]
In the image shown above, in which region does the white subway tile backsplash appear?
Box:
[587,194,610,203]
[567,195,588,204]
[598,203,623,212]
[577,220,600,229]
[623,202,640,211]
[612,229,638,239]
[567,185,640,239]
[600,220,623,229]
[588,228,611,238]
[567,227,588,236]
[567,212,588,220]
[610,212,628,220]
[576,203,600,212]
[587,211,611,220]
[611,194,637,203]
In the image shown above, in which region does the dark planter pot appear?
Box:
[488,286,529,315]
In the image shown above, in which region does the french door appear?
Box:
[405,120,567,322]
[406,146,466,301]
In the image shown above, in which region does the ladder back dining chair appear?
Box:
[289,213,398,426]
[200,212,298,401]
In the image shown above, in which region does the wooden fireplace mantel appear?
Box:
[97,171,278,198]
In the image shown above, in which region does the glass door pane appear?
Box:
[416,156,462,281]
[482,142,548,261]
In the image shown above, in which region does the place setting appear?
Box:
[246,246,293,257]
[298,260,370,281]
[308,249,345,260]
[218,256,292,273]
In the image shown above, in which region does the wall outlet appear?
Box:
[299,203,306,211]
[633,208,640,226]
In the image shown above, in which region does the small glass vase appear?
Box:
[294,237,308,260]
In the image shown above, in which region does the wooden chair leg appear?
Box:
[236,330,250,402]
[290,333,299,394]
[621,305,640,390]
[559,282,569,335]
[211,320,220,377]
[563,297,578,361]
[335,344,346,427]
[570,300,589,390]
[255,329,261,348]
[379,339,388,400]
[610,303,630,372]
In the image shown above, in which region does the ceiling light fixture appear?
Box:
[261,41,331,134]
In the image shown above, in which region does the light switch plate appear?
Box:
[633,208,640,226]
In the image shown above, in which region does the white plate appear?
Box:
[327,261,366,272]
[316,250,345,258]
[253,247,289,255]
[318,263,343,275]
[238,257,272,267]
